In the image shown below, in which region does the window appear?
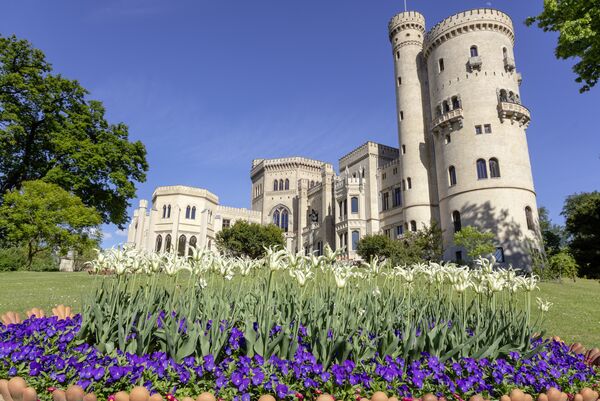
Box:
[499,89,508,102]
[400,111,404,120]
[455,251,463,263]
[273,210,280,227]
[185,205,191,219]
[489,158,501,178]
[191,206,196,220]
[165,234,172,252]
[382,192,390,211]
[451,96,460,109]
[162,205,167,218]
[393,167,398,175]
[281,210,289,232]
[273,180,278,191]
[407,177,412,189]
[443,101,450,113]
[351,197,359,214]
[382,173,386,180]
[384,229,391,238]
[396,225,403,237]
[396,51,400,60]
[475,125,483,135]
[525,206,534,230]
[502,47,508,58]
[397,76,402,86]
[438,58,445,72]
[285,179,290,190]
[470,45,478,57]
[410,220,417,232]
[445,135,451,144]
[393,187,402,207]
[310,180,315,188]
[178,235,186,257]
[484,124,492,134]
[188,236,197,256]
[449,166,457,186]
[223,219,231,229]
[351,231,360,251]
[167,205,171,218]
[402,180,406,191]
[279,179,284,191]
[477,159,488,179]
[155,235,162,252]
[452,211,462,233]
[402,145,406,154]
[494,247,505,263]
[272,207,289,232]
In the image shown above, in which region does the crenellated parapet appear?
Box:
[388,11,425,41]
[424,8,514,58]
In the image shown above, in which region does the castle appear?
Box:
[127,8,542,267]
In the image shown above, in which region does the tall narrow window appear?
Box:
[455,251,463,263]
[438,58,445,72]
[502,47,508,58]
[279,179,284,191]
[281,210,289,232]
[382,192,390,211]
[452,211,462,233]
[449,166,457,186]
[402,145,406,154]
[410,220,417,232]
[351,230,360,251]
[185,205,191,219]
[191,206,196,220]
[167,205,171,218]
[402,180,406,191]
[162,205,167,218]
[525,206,534,230]
[178,235,186,257]
[351,197,359,214]
[155,235,162,252]
[494,247,505,263]
[451,96,460,109]
[397,76,402,86]
[273,180,278,191]
[188,236,197,255]
[393,187,402,207]
[445,134,451,144]
[285,179,290,190]
[443,100,450,113]
[489,158,501,178]
[407,177,412,189]
[470,45,478,57]
[273,210,280,227]
[476,159,488,179]
[396,225,403,237]
[165,234,172,252]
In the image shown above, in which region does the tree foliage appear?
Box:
[526,0,600,92]
[547,249,579,281]
[0,35,148,227]
[215,220,285,259]
[561,191,600,278]
[356,234,395,262]
[538,206,566,256]
[453,226,495,261]
[0,180,101,268]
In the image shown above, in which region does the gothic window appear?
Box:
[382,192,390,211]
[178,235,186,257]
[449,166,457,186]
[188,236,197,255]
[443,100,450,113]
[279,179,284,191]
[438,58,445,72]
[155,235,162,252]
[165,234,172,252]
[525,206,534,230]
[281,209,289,232]
[351,197,359,214]
[285,179,289,190]
[499,89,508,102]
[191,206,196,220]
[393,187,402,207]
[477,159,488,179]
[470,45,478,57]
[452,211,462,233]
[451,96,461,109]
[185,206,191,219]
[273,209,280,227]
[167,205,171,218]
[351,230,360,251]
[162,205,167,218]
[273,179,278,191]
[489,158,501,178]
[410,220,417,232]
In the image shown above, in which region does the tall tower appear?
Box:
[388,12,438,233]
[424,9,540,266]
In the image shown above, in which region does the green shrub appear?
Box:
[216,220,285,258]
[0,246,59,271]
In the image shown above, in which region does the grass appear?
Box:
[0,271,599,348]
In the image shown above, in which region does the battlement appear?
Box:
[216,205,262,218]
[424,8,514,57]
[388,11,425,33]
[251,156,332,178]
[339,141,398,170]
[152,185,219,203]
[378,157,400,172]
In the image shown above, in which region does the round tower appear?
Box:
[388,12,438,233]
[424,9,540,266]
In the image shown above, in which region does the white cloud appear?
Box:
[103,232,113,240]
[115,229,128,237]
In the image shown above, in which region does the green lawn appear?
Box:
[0,272,599,348]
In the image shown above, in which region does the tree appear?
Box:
[356,234,396,262]
[538,206,566,256]
[561,191,600,278]
[547,249,579,281]
[216,220,285,259]
[413,221,444,261]
[0,180,101,268]
[526,1,600,92]
[0,35,148,228]
[453,226,495,261]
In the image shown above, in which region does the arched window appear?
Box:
[273,209,280,227]
[438,58,445,72]
[470,45,478,57]
[489,158,501,178]
[525,206,534,230]
[407,177,412,189]
[188,236,197,255]
[449,166,457,186]
[277,179,283,191]
[502,47,508,58]
[410,221,417,232]
[165,234,172,252]
[273,179,278,191]
[281,210,289,232]
[351,230,360,251]
[162,205,167,218]
[178,235,186,257]
[436,105,442,117]
[443,100,450,113]
[452,211,462,233]
[167,205,171,218]
[476,159,488,179]
[499,89,508,102]
[311,180,315,188]
[351,197,359,214]
[155,235,162,252]
[191,206,196,220]
[508,91,516,102]
[451,96,461,109]
[185,205,191,219]
[285,179,289,190]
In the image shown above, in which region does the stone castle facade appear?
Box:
[128,8,542,267]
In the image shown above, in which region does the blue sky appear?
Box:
[1,1,599,248]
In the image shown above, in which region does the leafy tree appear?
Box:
[356,234,396,262]
[526,1,600,92]
[0,35,148,228]
[0,180,101,268]
[413,221,444,261]
[453,226,495,261]
[561,191,600,278]
[538,206,566,256]
[547,249,579,281]
[216,220,285,259]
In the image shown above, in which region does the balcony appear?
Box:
[497,101,531,127]
[504,56,516,72]
[431,108,464,134]
[468,56,482,71]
